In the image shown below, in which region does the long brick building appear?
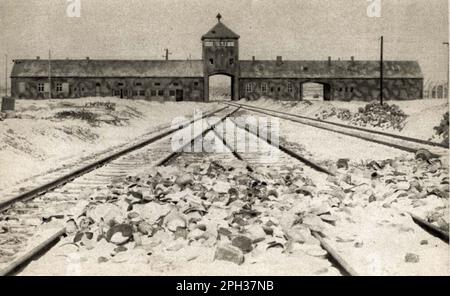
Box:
[10,15,423,101]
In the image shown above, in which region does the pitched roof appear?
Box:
[240,60,423,79]
[201,21,240,40]
[11,59,204,78]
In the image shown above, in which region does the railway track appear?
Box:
[0,106,361,276]
[0,107,234,275]
[224,101,448,157]
[0,104,447,276]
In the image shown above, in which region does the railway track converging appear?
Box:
[0,103,448,276]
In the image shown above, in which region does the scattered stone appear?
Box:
[337,159,350,170]
[175,174,193,187]
[420,240,428,245]
[98,256,109,263]
[246,224,266,243]
[405,253,420,263]
[231,236,253,253]
[106,224,133,245]
[214,244,244,265]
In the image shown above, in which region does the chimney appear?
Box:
[276,56,283,66]
[86,57,90,60]
[36,56,40,60]
[252,56,256,62]
[328,56,331,66]
[351,56,355,62]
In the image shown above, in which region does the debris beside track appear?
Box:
[316,102,408,131]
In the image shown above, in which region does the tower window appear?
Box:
[209,59,214,65]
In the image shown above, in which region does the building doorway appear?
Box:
[209,74,232,101]
[176,89,184,101]
[301,82,331,101]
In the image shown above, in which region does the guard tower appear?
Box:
[202,14,240,101]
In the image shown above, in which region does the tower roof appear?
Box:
[201,15,240,40]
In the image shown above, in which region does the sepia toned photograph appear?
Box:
[0,0,448,279]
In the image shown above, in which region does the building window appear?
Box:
[154,82,161,86]
[38,83,45,92]
[132,90,138,96]
[56,83,63,92]
[158,90,164,96]
[209,59,214,65]
[277,87,281,92]
[339,88,343,92]
[302,66,309,71]
[194,82,199,86]
[173,82,179,87]
[135,82,142,87]
[246,83,253,93]
[287,82,293,93]
[350,87,354,92]
[261,83,267,93]
[139,90,145,96]
[345,87,348,92]
[227,41,235,47]
[118,82,124,87]
[19,82,26,93]
[114,90,120,96]
[204,41,214,47]
[151,90,157,96]
[229,58,234,65]
[271,87,274,92]
[169,90,176,96]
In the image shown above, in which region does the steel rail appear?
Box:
[0,106,229,212]
[225,102,449,149]
[409,212,449,243]
[0,107,240,276]
[228,117,335,176]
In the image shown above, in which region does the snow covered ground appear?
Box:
[0,98,218,189]
[240,98,449,143]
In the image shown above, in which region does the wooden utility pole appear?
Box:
[5,54,8,97]
[162,48,172,61]
[380,36,384,105]
[48,50,52,99]
[444,42,449,98]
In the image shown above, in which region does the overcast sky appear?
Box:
[0,0,448,90]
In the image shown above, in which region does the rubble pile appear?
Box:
[316,103,408,130]
[52,152,448,274]
[433,111,449,145]
[59,160,346,273]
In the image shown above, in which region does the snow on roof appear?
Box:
[240,60,423,79]
[11,59,204,78]
[201,21,240,40]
